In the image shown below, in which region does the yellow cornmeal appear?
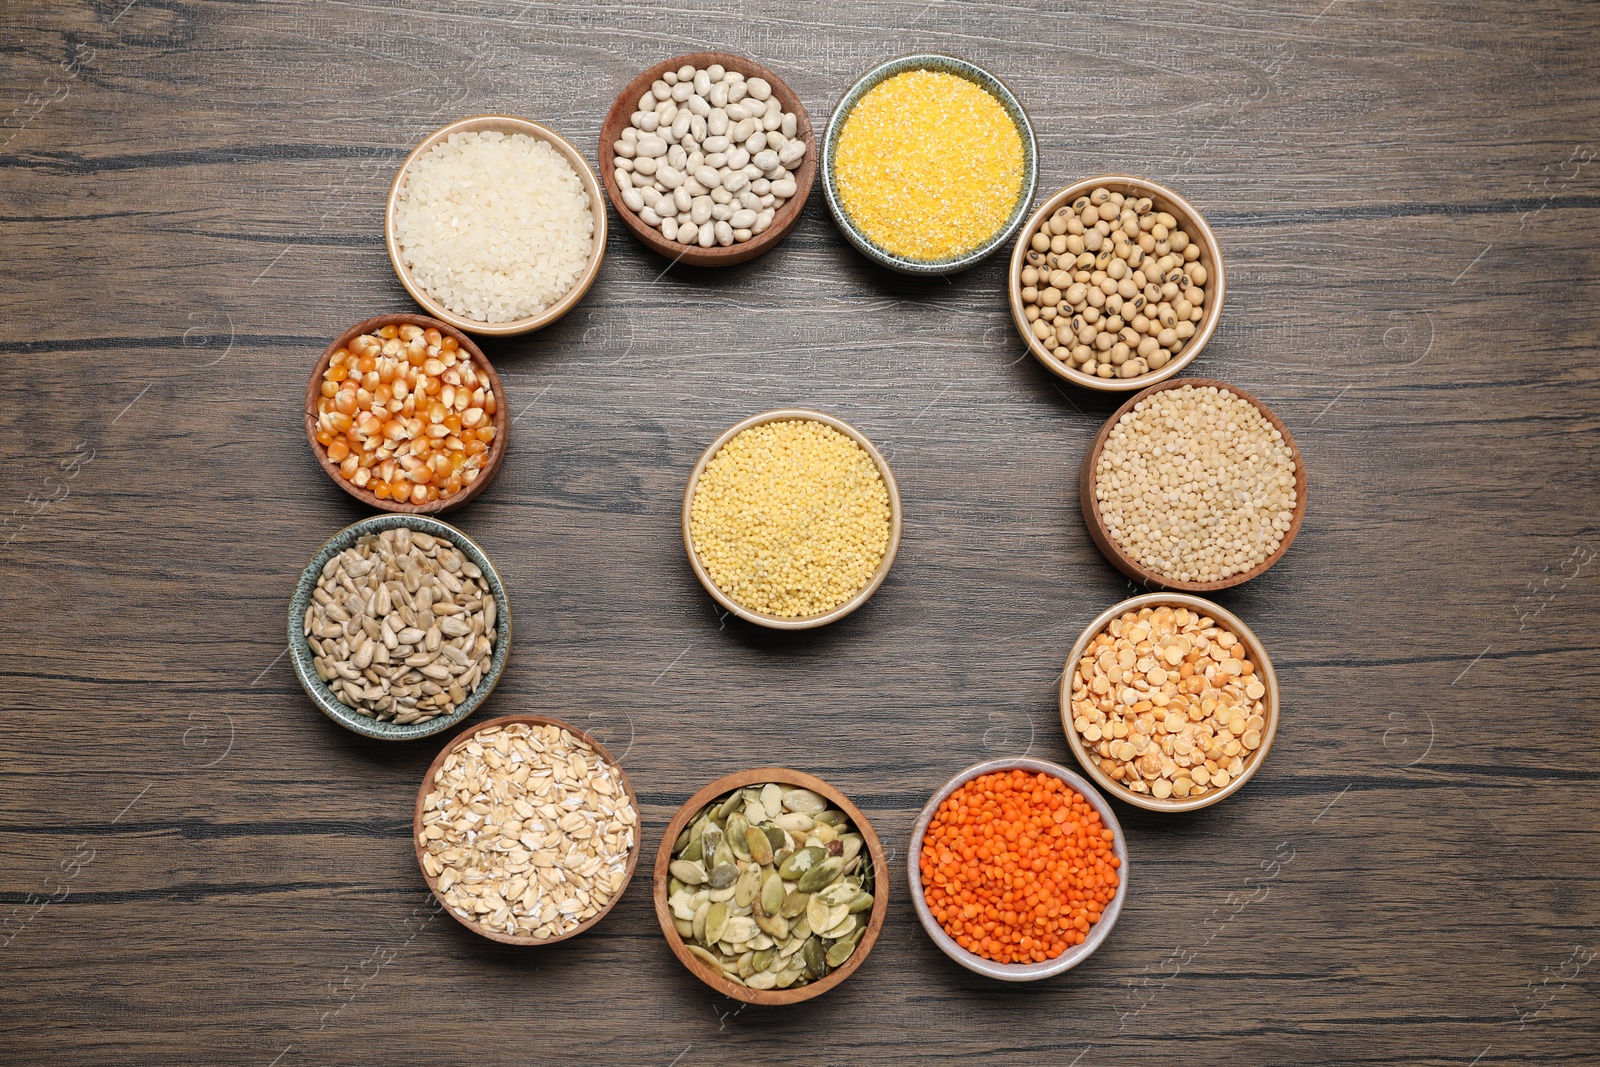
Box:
[689,420,891,618]
[835,69,1024,262]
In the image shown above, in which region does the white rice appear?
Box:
[395,130,594,323]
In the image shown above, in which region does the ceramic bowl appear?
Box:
[908,757,1128,981]
[414,714,640,944]
[1060,593,1280,813]
[821,53,1038,274]
[385,115,606,336]
[1009,175,1226,391]
[1080,377,1307,591]
[653,768,890,1005]
[599,53,816,267]
[304,313,508,515]
[681,409,902,629]
[287,514,510,740]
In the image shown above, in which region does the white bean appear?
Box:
[695,165,722,189]
[714,220,734,245]
[730,208,758,229]
[753,208,775,234]
[621,187,645,213]
[770,177,797,198]
[747,77,771,101]
[697,223,716,247]
[690,196,713,224]
[635,135,667,158]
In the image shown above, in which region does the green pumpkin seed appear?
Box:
[736,951,755,977]
[802,935,828,978]
[674,825,694,852]
[745,971,778,990]
[797,856,845,893]
[764,826,787,853]
[778,845,827,880]
[742,797,768,824]
[781,889,808,918]
[722,915,758,944]
[760,871,786,916]
[669,859,708,885]
[813,809,847,827]
[709,862,739,889]
[674,917,694,939]
[821,912,856,941]
[712,840,735,870]
[751,947,776,973]
[699,824,723,857]
[790,913,811,941]
[815,882,856,908]
[745,826,774,865]
[679,837,703,863]
[669,876,685,898]
[838,834,863,863]
[704,900,729,945]
[848,890,874,913]
[716,791,744,821]
[734,865,760,908]
[825,937,858,968]
[759,782,783,811]
[692,900,709,943]
[754,909,789,940]
[726,814,751,859]
[775,966,802,989]
[707,884,736,903]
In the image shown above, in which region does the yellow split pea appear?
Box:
[689,420,891,618]
[835,69,1024,262]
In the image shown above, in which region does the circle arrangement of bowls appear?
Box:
[599,52,817,267]
[1010,175,1226,391]
[384,114,607,337]
[653,768,890,1005]
[1060,593,1281,813]
[681,408,903,629]
[1080,377,1307,591]
[908,757,1128,981]
[287,514,511,741]
[303,313,509,515]
[415,713,641,945]
[822,53,1038,275]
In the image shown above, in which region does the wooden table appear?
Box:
[4,2,1597,1063]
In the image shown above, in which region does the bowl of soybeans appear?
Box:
[1010,176,1225,391]
[1060,594,1280,813]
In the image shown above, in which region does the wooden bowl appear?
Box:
[1080,378,1307,591]
[288,514,511,741]
[821,54,1038,275]
[681,409,903,629]
[385,115,607,336]
[304,313,508,515]
[652,768,890,1005]
[599,53,816,267]
[1060,593,1281,813]
[414,713,641,945]
[908,757,1128,981]
[1011,176,1226,391]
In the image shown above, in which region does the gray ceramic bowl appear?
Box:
[908,757,1128,981]
[822,54,1038,274]
[287,514,511,740]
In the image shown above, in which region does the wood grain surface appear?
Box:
[3,1,1597,1064]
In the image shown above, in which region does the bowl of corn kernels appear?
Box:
[822,54,1037,274]
[681,409,902,629]
[1060,593,1280,813]
[1010,176,1226,391]
[304,314,508,514]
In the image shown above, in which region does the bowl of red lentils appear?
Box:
[1010,176,1225,391]
[305,313,508,514]
[910,758,1128,981]
[822,54,1037,274]
[681,409,902,630]
[1061,594,1280,813]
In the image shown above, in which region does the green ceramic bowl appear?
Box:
[821,54,1038,275]
[287,514,511,741]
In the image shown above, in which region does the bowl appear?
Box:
[681,408,903,629]
[652,768,890,1005]
[821,54,1037,274]
[599,53,816,267]
[1010,176,1225,390]
[1080,377,1307,591]
[1060,593,1280,813]
[385,115,607,336]
[287,514,510,741]
[908,757,1128,981]
[415,713,640,945]
[304,313,509,515]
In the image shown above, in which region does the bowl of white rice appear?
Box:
[386,115,607,336]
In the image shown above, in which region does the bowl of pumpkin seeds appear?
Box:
[652,769,890,1005]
